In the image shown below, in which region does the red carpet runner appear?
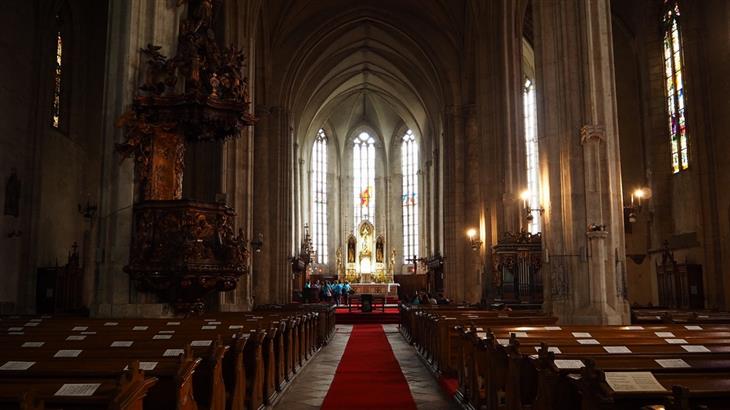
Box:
[321,324,417,410]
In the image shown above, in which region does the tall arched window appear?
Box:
[662,0,689,173]
[353,132,375,228]
[52,13,65,129]
[401,129,418,262]
[523,78,540,233]
[311,129,328,263]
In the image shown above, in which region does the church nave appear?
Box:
[275,324,456,410]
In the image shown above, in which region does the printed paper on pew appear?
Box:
[191,340,212,347]
[0,361,35,371]
[496,338,510,346]
[682,345,710,352]
[166,321,181,326]
[163,348,185,357]
[572,332,592,338]
[623,326,644,330]
[655,332,675,338]
[133,326,149,331]
[66,335,86,341]
[554,359,584,369]
[81,331,96,335]
[684,325,702,330]
[159,330,175,334]
[228,325,244,330]
[534,346,561,354]
[111,341,134,347]
[605,372,666,392]
[543,326,562,330]
[54,383,101,397]
[104,322,118,326]
[202,325,217,330]
[7,327,23,331]
[54,349,82,358]
[153,334,173,340]
[665,338,688,344]
[512,332,528,338]
[655,359,690,368]
[24,322,39,327]
[125,361,158,371]
[22,342,44,348]
[72,326,88,331]
[577,339,600,345]
[604,346,631,354]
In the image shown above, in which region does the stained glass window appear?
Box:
[353,132,375,228]
[662,0,689,173]
[52,27,63,129]
[401,129,419,262]
[523,78,541,233]
[311,129,328,264]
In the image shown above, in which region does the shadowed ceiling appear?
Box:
[262,0,467,156]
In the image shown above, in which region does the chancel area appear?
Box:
[2,0,730,408]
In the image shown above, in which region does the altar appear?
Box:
[350,283,399,298]
[337,220,397,285]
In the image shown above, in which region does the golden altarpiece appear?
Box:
[334,220,398,297]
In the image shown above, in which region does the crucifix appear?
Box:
[405,254,426,275]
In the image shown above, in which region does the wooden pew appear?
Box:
[0,360,158,410]
[0,306,332,410]
[464,324,730,410]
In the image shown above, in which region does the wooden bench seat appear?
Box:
[0,306,335,410]
[464,324,730,410]
[0,361,157,410]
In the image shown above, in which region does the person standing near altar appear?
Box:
[333,281,342,305]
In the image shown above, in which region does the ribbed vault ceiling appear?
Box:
[263,0,466,154]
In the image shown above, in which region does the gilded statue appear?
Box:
[389,249,396,275]
[336,246,343,277]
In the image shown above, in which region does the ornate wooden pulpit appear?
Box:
[117,0,255,313]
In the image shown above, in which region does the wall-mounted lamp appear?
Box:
[466,228,482,251]
[6,230,22,238]
[624,188,650,224]
[250,233,264,253]
[520,190,544,222]
[78,199,97,220]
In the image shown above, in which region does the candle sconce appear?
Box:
[466,228,482,251]
[520,190,544,222]
[624,188,650,224]
[250,233,264,253]
[78,199,98,220]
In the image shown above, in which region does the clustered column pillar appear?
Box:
[535,0,630,324]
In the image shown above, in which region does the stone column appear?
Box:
[94,0,183,318]
[464,105,483,303]
[442,105,465,302]
[535,0,629,324]
[252,106,293,304]
[218,128,255,312]
[252,105,271,304]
